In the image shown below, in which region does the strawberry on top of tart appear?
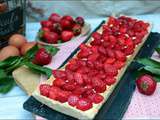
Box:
[33,16,151,119]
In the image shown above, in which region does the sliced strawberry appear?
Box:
[87,53,99,62]
[76,98,93,111]
[113,61,125,69]
[92,77,104,88]
[124,45,135,55]
[52,78,65,87]
[104,64,118,76]
[39,84,51,97]
[68,94,79,107]
[83,74,92,85]
[73,86,86,95]
[104,77,116,86]
[106,48,115,58]
[88,93,104,104]
[87,61,95,69]
[74,72,84,85]
[56,90,71,103]
[98,46,107,55]
[63,83,76,91]
[94,61,103,70]
[94,83,106,93]
[52,70,66,80]
[105,58,116,64]
[92,32,102,40]
[65,70,74,82]
[77,50,90,59]
[49,86,61,100]
[109,35,117,47]
[66,63,79,72]
[115,50,126,62]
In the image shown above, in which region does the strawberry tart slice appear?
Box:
[33,16,151,119]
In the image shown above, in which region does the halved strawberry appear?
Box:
[56,90,71,103]
[106,48,115,58]
[52,70,66,80]
[74,72,84,85]
[73,86,86,95]
[76,98,93,111]
[39,84,51,97]
[92,77,106,93]
[113,61,125,69]
[115,50,126,62]
[92,32,102,40]
[68,94,79,107]
[94,83,106,93]
[105,58,116,64]
[52,78,65,87]
[88,93,104,104]
[88,53,99,62]
[104,77,116,86]
[98,46,107,55]
[49,86,61,100]
[66,63,79,72]
[104,64,118,76]
[63,83,76,91]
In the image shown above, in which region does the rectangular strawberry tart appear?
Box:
[32,16,151,119]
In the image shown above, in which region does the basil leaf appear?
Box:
[24,62,52,78]
[143,66,160,76]
[45,46,59,56]
[155,44,160,54]
[136,58,160,68]
[24,45,39,60]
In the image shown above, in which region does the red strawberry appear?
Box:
[34,48,52,65]
[63,83,76,91]
[104,77,116,86]
[49,86,61,100]
[43,32,59,44]
[40,20,52,29]
[52,70,66,80]
[65,70,74,82]
[92,77,106,93]
[113,61,125,69]
[88,93,104,104]
[66,63,79,72]
[60,19,72,29]
[94,61,103,70]
[39,84,51,97]
[75,16,85,26]
[106,48,115,58]
[56,90,71,103]
[68,94,79,107]
[98,46,107,55]
[42,27,50,32]
[88,53,99,62]
[73,86,86,95]
[76,98,93,111]
[124,45,135,55]
[105,58,116,64]
[61,31,74,42]
[49,13,61,23]
[115,50,126,62]
[62,15,74,23]
[92,32,102,40]
[104,64,118,76]
[52,78,65,87]
[72,24,82,36]
[94,83,106,93]
[136,74,157,95]
[52,23,62,34]
[74,72,84,85]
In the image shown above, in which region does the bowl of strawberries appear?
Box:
[37,13,91,47]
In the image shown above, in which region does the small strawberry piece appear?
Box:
[108,16,116,26]
[92,77,106,93]
[68,94,79,107]
[94,83,106,93]
[76,98,93,111]
[83,74,92,85]
[92,32,102,40]
[49,86,61,100]
[115,50,126,62]
[65,70,74,83]
[136,74,157,95]
[104,64,118,76]
[60,19,72,29]
[73,86,86,95]
[40,20,52,28]
[43,32,59,44]
[74,72,84,85]
[88,93,104,104]
[94,61,103,70]
[75,16,85,26]
[113,61,125,69]
[49,13,61,23]
[88,53,99,62]
[39,84,51,97]
[72,24,82,36]
[105,58,116,64]
[63,83,76,91]
[125,38,134,46]
[66,63,79,72]
[106,48,115,58]
[34,48,52,65]
[104,77,116,86]
[57,90,71,103]
[52,78,65,87]
[52,70,66,80]
[98,46,107,55]
[61,31,74,42]
[109,35,117,47]
[124,45,135,55]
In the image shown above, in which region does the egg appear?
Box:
[0,45,20,61]
[9,34,27,49]
[20,42,37,55]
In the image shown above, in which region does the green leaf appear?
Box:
[24,62,52,78]
[136,58,160,68]
[45,46,59,56]
[24,44,39,60]
[155,44,160,54]
[143,66,160,76]
[0,69,7,79]
[38,29,45,39]
[58,40,63,44]
[154,76,160,82]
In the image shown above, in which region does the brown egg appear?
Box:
[20,42,37,55]
[9,34,27,49]
[0,45,20,61]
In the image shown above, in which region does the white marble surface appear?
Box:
[0,14,160,119]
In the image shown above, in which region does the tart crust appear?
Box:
[32,18,152,119]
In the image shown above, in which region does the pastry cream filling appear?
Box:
[33,18,151,119]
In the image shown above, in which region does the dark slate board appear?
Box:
[23,30,160,120]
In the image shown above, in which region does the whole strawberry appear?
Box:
[43,32,59,44]
[75,17,85,26]
[33,46,59,65]
[62,15,74,24]
[49,13,61,23]
[72,24,82,36]
[61,31,74,42]
[136,74,157,95]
